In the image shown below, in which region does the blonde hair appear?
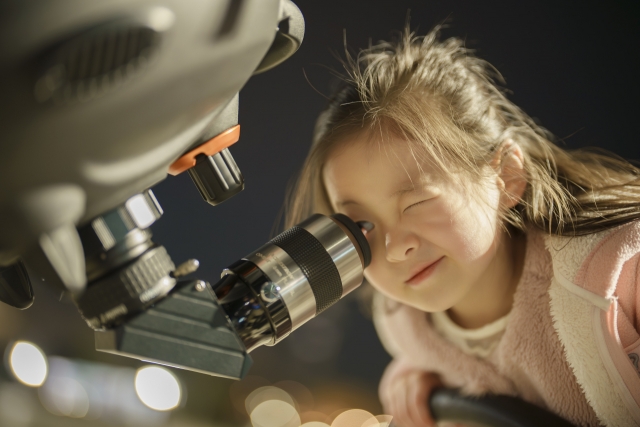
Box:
[286,26,640,236]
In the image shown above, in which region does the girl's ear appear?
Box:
[492,140,526,209]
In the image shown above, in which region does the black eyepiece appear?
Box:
[330,213,371,268]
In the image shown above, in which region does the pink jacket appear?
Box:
[374,221,640,426]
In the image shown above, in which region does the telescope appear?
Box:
[0,0,372,379]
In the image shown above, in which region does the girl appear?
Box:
[285,26,640,426]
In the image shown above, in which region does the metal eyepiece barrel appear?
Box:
[212,213,371,352]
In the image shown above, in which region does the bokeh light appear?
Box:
[229,375,271,414]
[301,423,330,427]
[134,366,182,411]
[375,415,393,427]
[250,399,300,427]
[38,356,168,424]
[8,341,48,387]
[274,380,314,413]
[331,409,374,427]
[0,383,36,426]
[39,376,90,418]
[361,414,393,427]
[300,411,332,425]
[246,386,296,415]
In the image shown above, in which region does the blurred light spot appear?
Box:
[147,6,176,32]
[250,400,300,427]
[38,356,168,424]
[372,415,393,427]
[229,375,271,414]
[274,380,314,413]
[39,376,90,418]
[300,411,331,425]
[301,423,330,427]
[8,341,48,386]
[0,383,36,426]
[331,409,374,427]
[361,418,379,427]
[246,386,295,415]
[135,366,181,411]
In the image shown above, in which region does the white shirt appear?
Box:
[430,310,510,359]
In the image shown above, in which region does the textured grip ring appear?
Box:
[270,226,342,314]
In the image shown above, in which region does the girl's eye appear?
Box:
[356,221,374,236]
[404,200,428,212]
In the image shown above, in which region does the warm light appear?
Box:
[331,409,374,427]
[134,366,181,411]
[8,341,48,387]
[230,375,271,414]
[274,380,314,413]
[368,415,393,427]
[250,400,300,427]
[300,411,332,425]
[246,386,296,415]
[301,423,330,427]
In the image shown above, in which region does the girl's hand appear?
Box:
[379,361,442,427]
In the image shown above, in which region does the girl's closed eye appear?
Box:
[356,221,375,236]
[404,200,428,212]
[404,197,435,212]
[403,189,440,213]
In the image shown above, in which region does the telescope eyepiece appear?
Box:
[94,213,370,378]
[211,213,369,351]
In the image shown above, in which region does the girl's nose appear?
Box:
[385,230,419,262]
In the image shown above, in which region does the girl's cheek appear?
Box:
[448,200,501,261]
[363,260,389,294]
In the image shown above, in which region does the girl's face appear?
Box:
[323,133,508,313]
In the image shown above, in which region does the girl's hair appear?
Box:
[286,26,640,236]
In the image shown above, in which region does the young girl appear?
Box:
[285,26,640,426]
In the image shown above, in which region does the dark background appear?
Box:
[156,0,640,420]
[2,0,639,425]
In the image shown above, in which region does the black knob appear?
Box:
[188,148,244,206]
[75,245,175,329]
[0,260,34,309]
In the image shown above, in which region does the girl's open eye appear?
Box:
[356,221,374,236]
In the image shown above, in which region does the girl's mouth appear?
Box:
[406,257,444,286]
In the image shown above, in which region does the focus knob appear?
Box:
[75,245,176,329]
[188,148,244,206]
[0,260,34,309]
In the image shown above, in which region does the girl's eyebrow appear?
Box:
[337,199,359,207]
[338,185,417,207]
[391,184,418,197]
[336,182,420,206]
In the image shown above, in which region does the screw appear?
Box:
[173,259,200,278]
[194,280,207,292]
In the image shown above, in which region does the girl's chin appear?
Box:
[406,295,455,313]
[403,281,464,312]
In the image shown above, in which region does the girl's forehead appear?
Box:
[326,133,441,183]
[323,142,451,212]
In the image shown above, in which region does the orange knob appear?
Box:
[168,125,240,176]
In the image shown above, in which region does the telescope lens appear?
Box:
[211,213,370,351]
